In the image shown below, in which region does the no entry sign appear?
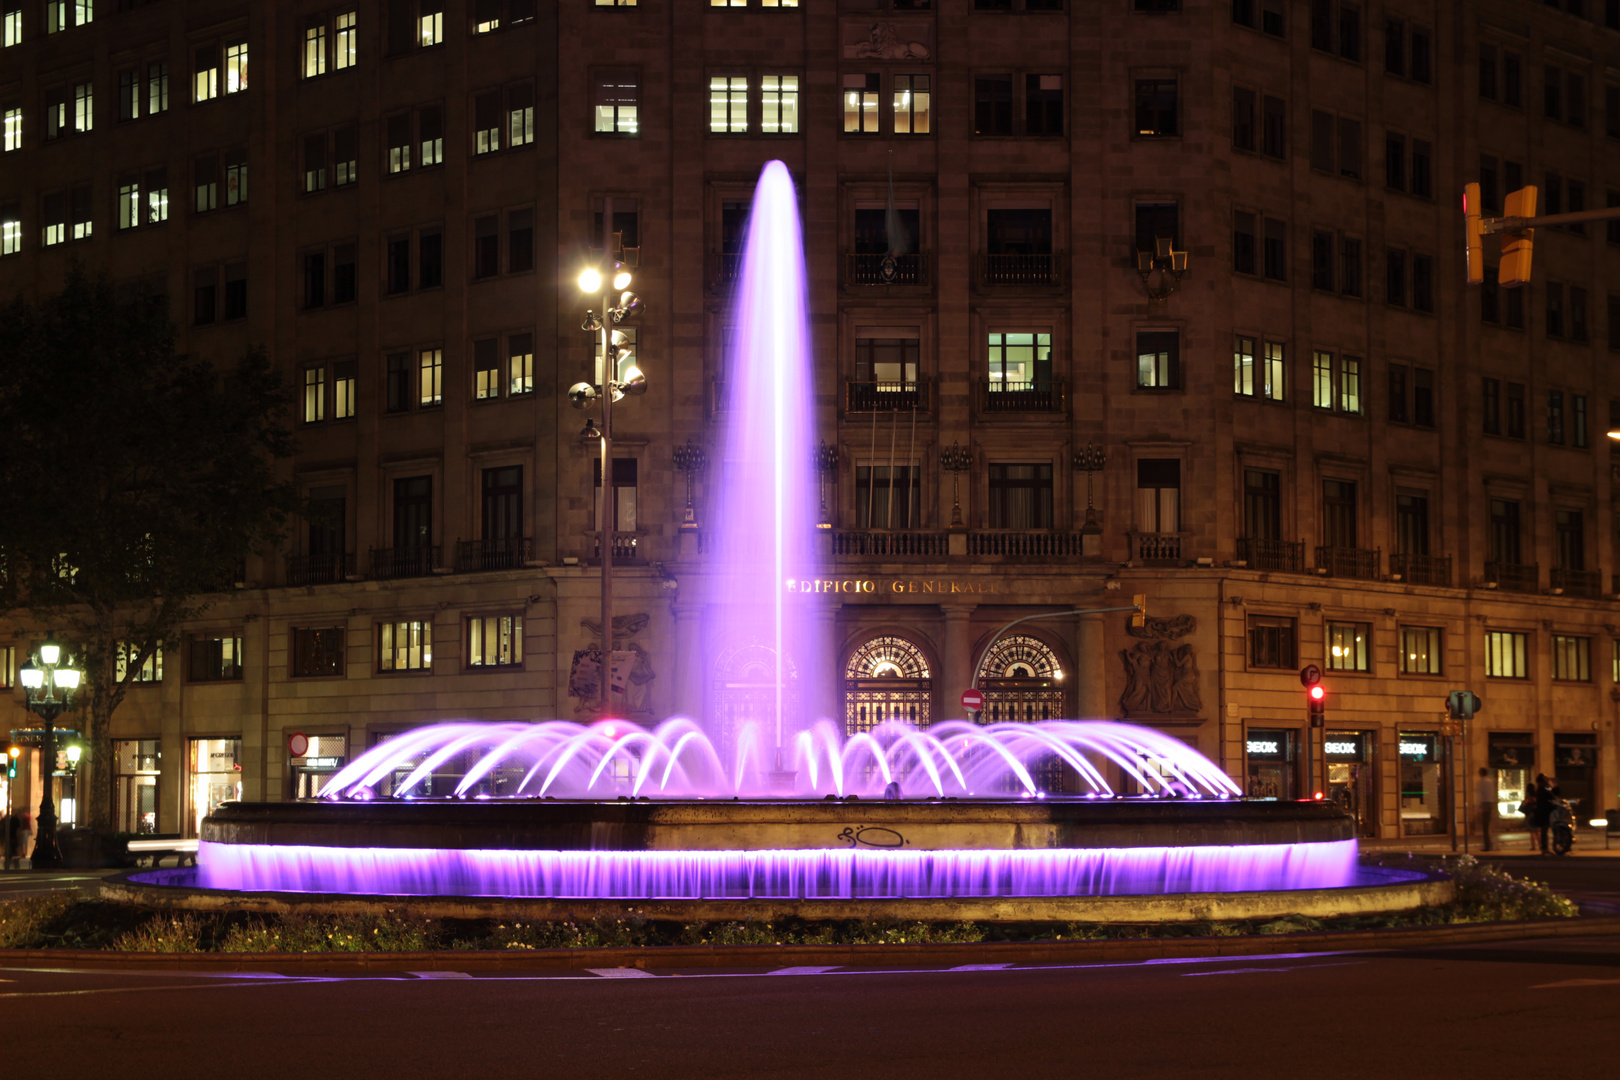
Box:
[961,689,984,711]
[288,732,310,757]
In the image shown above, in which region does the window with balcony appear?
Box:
[983,207,1054,285]
[1134,459,1179,534]
[1322,479,1358,548]
[851,335,920,410]
[987,463,1053,529]
[1243,468,1282,542]
[985,332,1053,409]
[593,458,639,531]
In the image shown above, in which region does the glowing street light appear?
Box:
[16,637,83,869]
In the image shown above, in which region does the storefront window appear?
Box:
[1245,727,1296,799]
[1488,732,1535,825]
[187,736,241,837]
[1324,731,1376,837]
[114,738,161,834]
[290,734,347,799]
[1399,732,1443,835]
[1554,734,1597,819]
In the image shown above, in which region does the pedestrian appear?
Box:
[1517,786,1538,851]
[0,810,9,871]
[3,810,23,871]
[1476,766,1495,852]
[1533,773,1557,855]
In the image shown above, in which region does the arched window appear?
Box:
[844,634,932,734]
[977,634,1066,789]
[711,641,798,760]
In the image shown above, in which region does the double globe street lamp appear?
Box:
[17,638,83,870]
[570,258,646,716]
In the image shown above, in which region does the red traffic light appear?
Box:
[1308,685,1325,701]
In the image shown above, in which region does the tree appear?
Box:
[0,266,299,832]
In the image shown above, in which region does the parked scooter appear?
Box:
[1550,797,1577,856]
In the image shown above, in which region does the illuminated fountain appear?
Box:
[127,161,1442,919]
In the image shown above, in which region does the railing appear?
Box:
[981,253,1060,286]
[1389,553,1451,587]
[833,531,951,558]
[846,378,929,413]
[369,546,441,579]
[717,251,743,285]
[591,531,640,560]
[844,252,930,287]
[968,531,1086,557]
[454,537,531,573]
[1131,532,1183,563]
[979,378,1066,413]
[1551,567,1602,598]
[1236,537,1304,573]
[1315,546,1381,580]
[285,553,355,586]
[1485,561,1539,593]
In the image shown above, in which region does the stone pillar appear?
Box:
[809,601,841,725]
[1075,612,1109,719]
[670,600,703,720]
[942,604,975,718]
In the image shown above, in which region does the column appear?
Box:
[670,601,702,720]
[942,604,974,715]
[1075,612,1108,719]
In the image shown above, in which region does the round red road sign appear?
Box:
[961,689,984,710]
[288,732,310,757]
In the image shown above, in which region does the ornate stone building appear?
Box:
[1,0,1616,843]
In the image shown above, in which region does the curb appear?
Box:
[4,914,1619,974]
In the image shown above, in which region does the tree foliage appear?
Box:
[0,266,299,830]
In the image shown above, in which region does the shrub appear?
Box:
[1443,855,1578,922]
[0,892,77,949]
[220,911,434,953]
[112,914,205,952]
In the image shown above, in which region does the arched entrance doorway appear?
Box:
[712,641,799,760]
[844,635,932,734]
[976,634,1066,791]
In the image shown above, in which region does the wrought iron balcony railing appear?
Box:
[285,553,355,586]
[368,545,441,579]
[454,537,531,573]
[833,531,952,558]
[968,531,1086,557]
[1315,546,1381,580]
[1550,567,1602,598]
[844,252,930,287]
[1236,537,1304,573]
[979,378,1066,413]
[980,253,1060,286]
[591,531,640,560]
[1484,561,1539,593]
[845,378,930,413]
[1389,553,1451,587]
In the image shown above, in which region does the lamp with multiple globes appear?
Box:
[15,637,83,869]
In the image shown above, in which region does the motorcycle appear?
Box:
[1550,797,1577,856]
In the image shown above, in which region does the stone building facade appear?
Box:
[1,0,1616,842]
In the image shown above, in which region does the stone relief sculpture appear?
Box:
[847,23,931,61]
[1119,614,1203,718]
[570,613,657,717]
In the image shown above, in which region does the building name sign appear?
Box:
[1323,741,1357,755]
[1399,741,1429,759]
[785,578,999,596]
[1245,740,1280,755]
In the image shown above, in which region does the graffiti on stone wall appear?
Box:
[1119,614,1202,718]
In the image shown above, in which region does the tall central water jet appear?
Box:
[704,161,829,765]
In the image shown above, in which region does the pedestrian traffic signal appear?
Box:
[1308,684,1326,726]
[1447,690,1482,720]
[1463,182,1484,285]
[1499,185,1538,287]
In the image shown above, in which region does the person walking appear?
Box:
[1475,766,1495,852]
[1533,773,1556,855]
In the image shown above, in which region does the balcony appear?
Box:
[285,553,355,586]
[1130,532,1183,564]
[844,251,930,287]
[1315,546,1381,580]
[454,537,531,573]
[1389,553,1451,587]
[591,531,640,561]
[968,531,1086,557]
[833,531,951,558]
[369,545,441,579]
[979,378,1067,414]
[980,253,1060,286]
[1485,561,1539,593]
[1550,567,1602,599]
[846,378,930,413]
[1236,537,1304,573]
[717,251,743,286]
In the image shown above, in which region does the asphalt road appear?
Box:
[3,936,1619,1080]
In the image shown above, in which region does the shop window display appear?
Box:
[1399,732,1443,835]
[187,736,241,837]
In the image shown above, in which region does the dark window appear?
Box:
[855,207,919,255]
[474,90,501,154]
[592,458,639,531]
[1568,72,1586,129]
[1479,44,1498,100]
[1233,211,1257,274]
[474,338,500,400]
[1340,237,1362,297]
[1387,362,1409,423]
[1555,513,1585,571]
[1311,230,1334,291]
[1396,493,1429,556]
[386,236,410,294]
[1548,391,1566,445]
[508,209,534,273]
[1025,74,1063,135]
[1385,249,1406,306]
[1504,52,1521,107]
[1385,132,1405,191]
[473,215,499,278]
[1610,295,1620,350]
[1233,0,1255,27]
[1505,382,1526,438]
[1572,286,1588,341]
[303,251,326,309]
[1261,0,1285,36]
[334,125,358,186]
[1232,86,1255,150]
[1134,202,1179,253]
[1409,28,1430,83]
[419,230,442,289]
[1609,84,1620,139]
[1413,368,1434,428]
[307,488,346,562]
[1384,19,1404,76]
[1574,394,1589,448]
[193,268,216,325]
[393,476,433,550]
[1546,64,1564,121]
[1482,377,1501,435]
[1411,140,1431,198]
[855,466,921,529]
[1249,616,1297,668]
[333,243,357,304]
[1412,255,1433,312]
[1339,4,1360,60]
[1134,79,1178,137]
[385,352,411,413]
[1547,282,1565,338]
[985,208,1052,255]
[188,637,244,682]
[987,463,1054,529]
[1482,266,1500,323]
[1322,479,1358,548]
[1135,459,1181,533]
[1243,469,1281,541]
[482,466,523,540]
[1262,95,1287,157]
[1311,110,1335,171]
[1480,155,1499,212]
[1337,117,1361,178]
[1488,499,1521,564]
[291,628,345,678]
[1262,218,1286,280]
[304,132,327,193]
[387,113,412,173]
[1567,180,1587,235]
[974,75,1013,135]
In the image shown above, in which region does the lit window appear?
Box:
[419,4,443,47]
[224,148,247,206]
[2,104,19,151]
[1312,350,1333,409]
[475,0,499,33]
[987,332,1051,391]
[508,84,533,147]
[224,42,248,94]
[1233,335,1255,396]
[595,70,639,134]
[1136,330,1179,389]
[419,106,443,165]
[1485,630,1528,679]
[334,361,356,418]
[893,74,930,135]
[474,91,501,153]
[70,185,90,240]
[118,178,140,229]
[1326,622,1370,672]
[387,114,412,173]
[42,192,65,246]
[509,333,534,395]
[761,74,798,134]
[45,1,64,34]
[147,62,169,114]
[304,24,327,78]
[474,339,500,399]
[467,615,523,667]
[335,12,357,69]
[73,81,92,133]
[1551,635,1591,681]
[0,203,19,256]
[1340,356,1362,414]
[379,620,432,672]
[710,75,747,133]
[1262,340,1285,401]
[3,8,20,48]
[1398,626,1441,675]
[334,125,357,184]
[304,366,326,423]
[116,643,163,683]
[419,348,442,406]
[194,47,219,102]
[73,0,90,27]
[145,168,169,223]
[844,73,879,133]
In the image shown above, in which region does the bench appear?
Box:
[126,836,199,868]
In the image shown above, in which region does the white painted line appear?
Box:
[768,966,839,976]
[948,963,1013,971]
[587,968,659,978]
[1531,978,1620,989]
[408,971,474,979]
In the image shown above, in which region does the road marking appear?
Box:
[1183,961,1365,978]
[587,968,658,978]
[769,966,839,976]
[408,971,473,979]
[949,964,1013,971]
[1531,978,1620,989]
[0,979,327,1000]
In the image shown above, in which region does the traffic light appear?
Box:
[1447,690,1482,720]
[6,745,18,779]
[1131,594,1146,629]
[1463,182,1484,285]
[1499,185,1538,287]
[1308,684,1326,726]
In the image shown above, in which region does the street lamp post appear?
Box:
[570,207,646,717]
[16,638,82,870]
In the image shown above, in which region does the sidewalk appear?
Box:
[1361,827,1620,858]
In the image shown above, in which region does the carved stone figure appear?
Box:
[1118,613,1203,717]
[571,612,657,716]
[849,23,931,61]
[1126,613,1196,640]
